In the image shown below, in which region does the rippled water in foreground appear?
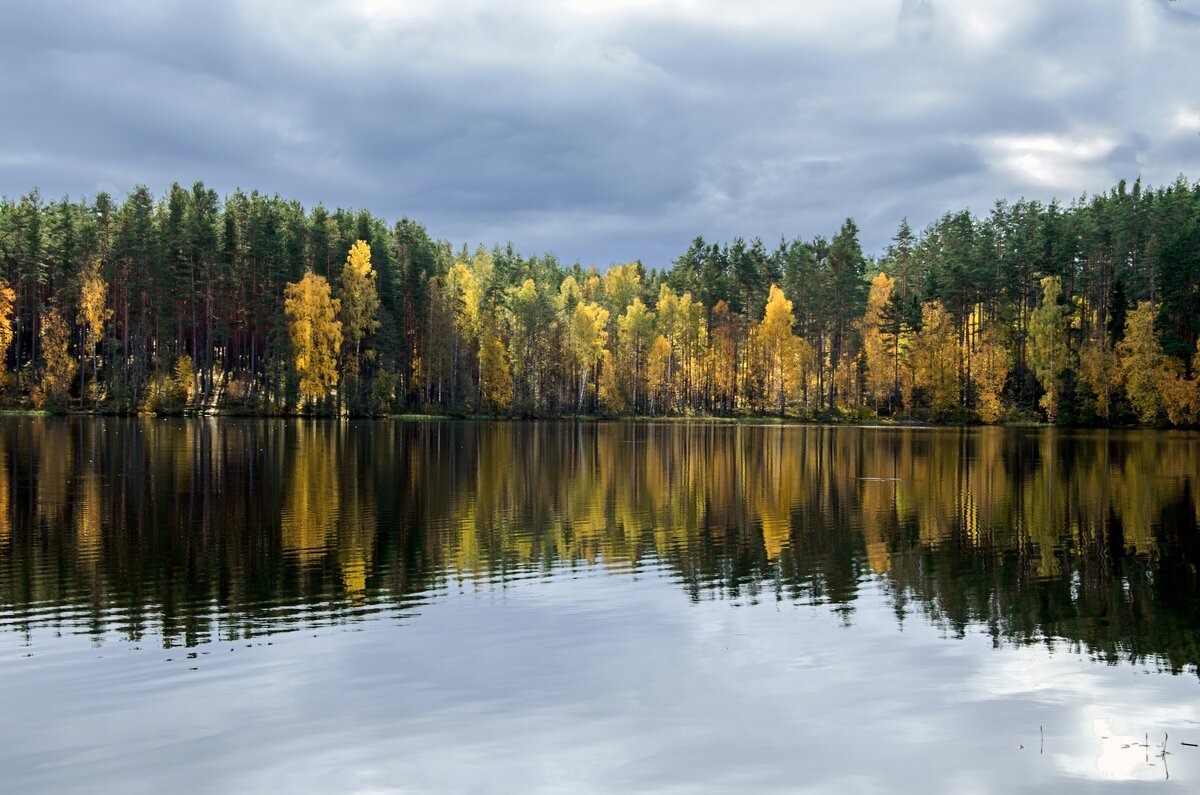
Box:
[1,418,1198,792]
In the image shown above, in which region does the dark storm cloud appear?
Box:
[1,0,1198,267]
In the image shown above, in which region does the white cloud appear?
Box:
[981,132,1122,189]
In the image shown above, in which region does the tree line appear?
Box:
[0,176,1197,423]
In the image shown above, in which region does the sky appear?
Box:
[1,0,1199,269]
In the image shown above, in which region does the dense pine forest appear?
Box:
[0,176,1198,424]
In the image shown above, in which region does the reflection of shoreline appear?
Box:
[0,420,1196,674]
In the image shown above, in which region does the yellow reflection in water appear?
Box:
[281,424,341,565]
[0,443,8,550]
[76,472,103,563]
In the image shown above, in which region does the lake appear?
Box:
[1,418,1198,792]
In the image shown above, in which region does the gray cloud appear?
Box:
[2,0,1198,268]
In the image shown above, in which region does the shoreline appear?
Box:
[0,407,1178,430]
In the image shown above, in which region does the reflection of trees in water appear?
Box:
[0,420,1197,672]
[281,423,340,566]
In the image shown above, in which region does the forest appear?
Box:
[0,176,1197,424]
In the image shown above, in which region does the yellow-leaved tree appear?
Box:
[674,292,706,407]
[1078,337,1121,422]
[617,297,655,412]
[1117,301,1162,424]
[968,307,1009,424]
[1028,276,1074,421]
[861,272,896,412]
[707,301,737,413]
[1142,331,1200,429]
[338,240,381,369]
[570,301,610,411]
[173,354,196,407]
[603,263,642,319]
[785,335,816,412]
[1156,359,1200,426]
[598,349,625,414]
[35,309,76,408]
[907,301,959,418]
[0,278,14,383]
[478,321,512,412]
[285,272,343,406]
[654,285,680,407]
[76,259,111,409]
[645,335,672,415]
[445,251,490,406]
[973,327,1009,424]
[758,284,796,415]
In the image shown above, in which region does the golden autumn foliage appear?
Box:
[1,176,1199,427]
[1156,364,1200,427]
[1118,301,1163,425]
[967,308,1009,424]
[0,279,15,375]
[76,258,111,407]
[598,349,625,413]
[1078,338,1121,421]
[786,335,816,410]
[972,331,1009,424]
[616,297,655,410]
[570,301,610,409]
[645,334,672,414]
[758,284,796,414]
[706,300,738,411]
[833,355,860,411]
[173,354,196,406]
[861,272,896,410]
[479,322,512,411]
[673,291,707,406]
[1029,276,1074,421]
[557,275,582,314]
[338,239,381,361]
[907,301,959,418]
[603,263,642,318]
[653,286,680,408]
[33,309,76,408]
[446,254,485,344]
[285,272,343,404]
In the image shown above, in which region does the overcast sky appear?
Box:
[2,0,1198,268]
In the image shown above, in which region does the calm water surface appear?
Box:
[1,419,1198,792]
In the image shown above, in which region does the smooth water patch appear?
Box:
[0,419,1198,792]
